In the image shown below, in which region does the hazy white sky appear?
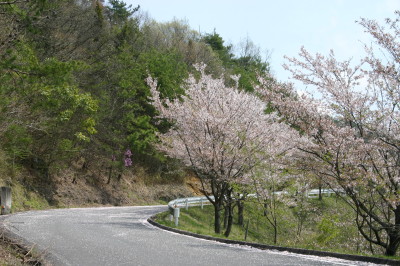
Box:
[124,0,400,83]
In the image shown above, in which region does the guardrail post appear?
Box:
[185,199,188,210]
[174,208,180,226]
[200,198,204,209]
[1,186,11,215]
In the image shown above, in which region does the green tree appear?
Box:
[232,37,269,92]
[106,0,139,25]
[0,40,97,170]
[202,31,234,65]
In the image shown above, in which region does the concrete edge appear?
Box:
[147,216,399,266]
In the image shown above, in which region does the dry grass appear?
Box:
[0,231,43,266]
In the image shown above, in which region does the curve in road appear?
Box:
[0,206,379,266]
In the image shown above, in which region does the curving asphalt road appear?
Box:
[0,206,377,266]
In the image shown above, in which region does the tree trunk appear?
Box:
[318,185,322,201]
[237,199,244,226]
[223,205,229,229]
[385,206,400,256]
[263,203,268,216]
[204,177,229,235]
[214,203,222,234]
[385,234,400,256]
[273,203,278,244]
[224,203,234,237]
[296,217,303,236]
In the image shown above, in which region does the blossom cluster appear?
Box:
[124,149,132,167]
[147,63,298,184]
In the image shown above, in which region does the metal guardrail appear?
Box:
[307,188,335,198]
[168,189,337,210]
[167,196,214,226]
[167,189,338,226]
[168,196,213,211]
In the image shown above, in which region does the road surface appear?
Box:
[1,206,376,265]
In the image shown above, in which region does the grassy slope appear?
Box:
[155,197,400,260]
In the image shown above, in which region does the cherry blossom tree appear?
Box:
[258,12,400,256]
[148,64,296,235]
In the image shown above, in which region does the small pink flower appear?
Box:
[125,149,132,157]
[124,157,132,167]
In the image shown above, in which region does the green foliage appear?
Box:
[106,0,139,25]
[2,125,32,162]
[232,57,269,92]
[316,215,340,244]
[202,31,233,65]
[141,49,188,99]
[202,31,269,92]
[0,0,271,184]
[89,43,188,158]
[0,39,98,168]
[125,115,157,153]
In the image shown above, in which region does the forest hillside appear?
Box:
[0,0,269,209]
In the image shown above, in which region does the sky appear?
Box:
[124,0,400,84]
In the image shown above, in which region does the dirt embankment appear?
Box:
[0,157,204,265]
[2,157,204,211]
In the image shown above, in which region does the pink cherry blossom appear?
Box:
[147,63,299,234]
[257,12,400,256]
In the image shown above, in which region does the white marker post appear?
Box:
[1,187,11,215]
[174,208,180,227]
